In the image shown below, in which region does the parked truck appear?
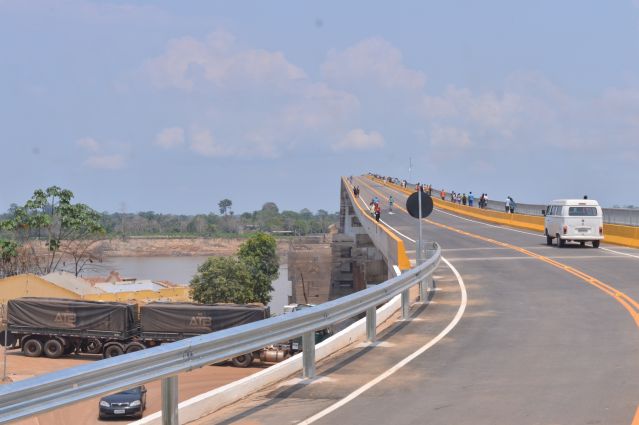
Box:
[6,297,138,359]
[137,302,286,367]
[5,298,292,366]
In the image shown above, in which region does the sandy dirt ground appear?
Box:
[1,347,264,425]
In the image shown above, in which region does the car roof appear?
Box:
[549,199,600,206]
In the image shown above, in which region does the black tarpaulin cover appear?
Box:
[140,302,269,334]
[7,297,137,332]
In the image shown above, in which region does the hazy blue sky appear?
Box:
[2,1,639,214]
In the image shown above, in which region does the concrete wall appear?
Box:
[0,274,80,305]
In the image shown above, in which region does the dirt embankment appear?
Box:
[98,237,290,259]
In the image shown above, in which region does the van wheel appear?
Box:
[592,240,600,248]
[546,234,553,245]
[43,339,64,359]
[580,241,586,247]
[22,339,43,357]
[557,234,565,248]
[231,353,254,368]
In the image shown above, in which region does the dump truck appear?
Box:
[6,297,138,358]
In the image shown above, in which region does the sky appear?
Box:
[2,0,639,214]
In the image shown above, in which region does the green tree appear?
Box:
[190,257,254,304]
[0,186,105,275]
[218,199,233,215]
[0,239,18,278]
[238,232,279,304]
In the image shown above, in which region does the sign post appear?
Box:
[406,190,434,304]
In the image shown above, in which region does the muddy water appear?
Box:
[96,257,292,314]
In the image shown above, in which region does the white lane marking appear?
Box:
[434,208,542,237]
[392,265,402,277]
[444,255,629,262]
[600,247,639,260]
[355,196,416,243]
[297,257,467,425]
[433,205,639,260]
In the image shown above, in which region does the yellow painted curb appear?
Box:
[370,177,639,249]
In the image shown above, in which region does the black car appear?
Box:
[98,385,147,420]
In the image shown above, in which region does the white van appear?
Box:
[543,199,604,248]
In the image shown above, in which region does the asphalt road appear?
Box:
[194,176,639,425]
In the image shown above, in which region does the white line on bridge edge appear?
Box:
[297,257,467,425]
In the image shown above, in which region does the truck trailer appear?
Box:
[7,297,138,358]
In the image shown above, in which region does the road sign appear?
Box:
[406,192,433,219]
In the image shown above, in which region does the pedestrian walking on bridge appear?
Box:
[389,195,394,212]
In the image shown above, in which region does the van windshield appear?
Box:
[568,207,598,216]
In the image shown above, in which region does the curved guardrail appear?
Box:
[0,243,441,424]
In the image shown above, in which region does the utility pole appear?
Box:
[409,157,413,183]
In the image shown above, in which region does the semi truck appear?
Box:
[6,297,138,359]
[5,298,280,366]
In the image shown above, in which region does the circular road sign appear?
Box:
[406,192,434,219]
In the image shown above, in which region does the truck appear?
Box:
[4,298,293,366]
[137,302,286,367]
[6,297,138,359]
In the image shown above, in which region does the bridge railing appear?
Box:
[0,244,441,425]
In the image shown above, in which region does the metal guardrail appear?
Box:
[0,245,441,425]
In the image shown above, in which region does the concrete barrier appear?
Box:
[373,177,639,249]
[130,294,403,425]
[342,178,411,270]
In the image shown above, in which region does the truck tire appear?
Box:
[82,338,102,355]
[125,342,145,354]
[103,343,124,359]
[43,339,64,359]
[22,339,43,358]
[546,234,553,245]
[231,353,254,368]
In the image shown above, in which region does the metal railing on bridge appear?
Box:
[0,245,441,425]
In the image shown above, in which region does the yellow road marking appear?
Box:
[357,177,639,326]
[358,176,639,423]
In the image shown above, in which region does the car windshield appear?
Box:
[568,207,598,216]
[119,388,141,395]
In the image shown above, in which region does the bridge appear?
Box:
[2,175,639,424]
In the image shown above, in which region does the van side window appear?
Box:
[568,207,597,216]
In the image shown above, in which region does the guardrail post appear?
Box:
[161,376,178,425]
[366,306,376,342]
[401,289,410,320]
[302,331,316,379]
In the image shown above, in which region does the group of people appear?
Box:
[365,172,521,215]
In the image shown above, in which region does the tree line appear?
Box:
[0,186,337,278]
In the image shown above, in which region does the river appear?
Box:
[96,257,292,314]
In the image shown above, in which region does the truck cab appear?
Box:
[543,199,604,248]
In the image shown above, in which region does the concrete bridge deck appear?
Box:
[184,176,639,425]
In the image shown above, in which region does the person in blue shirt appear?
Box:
[468,192,474,207]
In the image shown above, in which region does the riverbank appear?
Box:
[97,237,290,259]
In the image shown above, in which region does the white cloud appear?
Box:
[322,38,426,91]
[154,127,185,149]
[145,29,307,91]
[332,129,384,152]
[84,154,126,170]
[189,128,233,157]
[76,137,100,152]
[429,126,472,149]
